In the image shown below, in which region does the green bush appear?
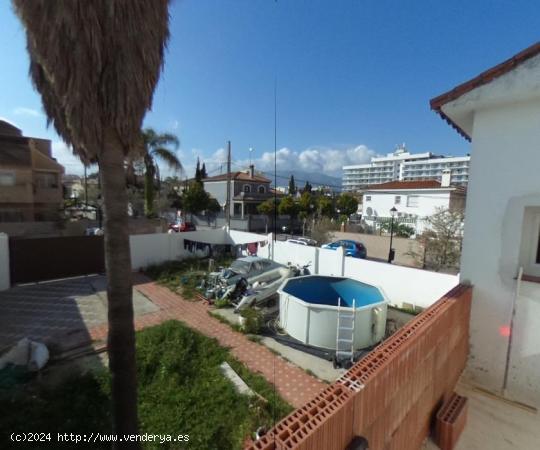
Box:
[240,308,264,334]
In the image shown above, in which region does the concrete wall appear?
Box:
[0,233,9,290]
[129,229,268,270]
[460,99,540,407]
[269,239,458,308]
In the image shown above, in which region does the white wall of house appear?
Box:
[0,233,9,290]
[458,98,540,407]
[203,180,228,212]
[362,189,452,233]
[362,189,452,218]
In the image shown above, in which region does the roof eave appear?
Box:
[429,41,540,141]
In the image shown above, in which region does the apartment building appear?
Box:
[0,120,64,222]
[342,145,470,192]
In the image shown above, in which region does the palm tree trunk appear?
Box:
[144,155,155,218]
[99,128,140,447]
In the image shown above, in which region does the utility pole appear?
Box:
[84,164,88,207]
[226,141,231,229]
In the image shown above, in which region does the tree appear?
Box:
[279,195,298,232]
[336,193,358,217]
[317,195,334,218]
[257,198,278,217]
[195,157,202,183]
[409,208,464,272]
[380,221,415,238]
[201,162,207,179]
[303,180,312,193]
[142,128,181,218]
[182,182,210,218]
[167,188,183,211]
[288,175,296,195]
[278,195,298,216]
[13,0,171,442]
[298,191,315,219]
[206,196,221,214]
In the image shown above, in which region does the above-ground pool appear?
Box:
[278,275,388,351]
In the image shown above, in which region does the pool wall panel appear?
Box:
[317,247,344,277]
[278,276,389,350]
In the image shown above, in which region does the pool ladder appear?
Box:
[335,297,356,368]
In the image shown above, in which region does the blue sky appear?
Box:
[1,0,539,178]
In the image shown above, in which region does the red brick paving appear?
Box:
[89,274,325,408]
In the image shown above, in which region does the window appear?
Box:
[36,172,58,188]
[407,195,419,207]
[0,171,15,186]
[243,184,251,193]
[258,185,266,194]
[365,195,371,202]
[395,195,401,204]
[0,209,23,222]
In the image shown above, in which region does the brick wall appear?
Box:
[245,284,472,450]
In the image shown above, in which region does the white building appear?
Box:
[361,174,466,233]
[432,42,540,408]
[342,145,470,192]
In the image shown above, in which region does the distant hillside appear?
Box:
[260,169,342,190]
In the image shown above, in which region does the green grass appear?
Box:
[0,321,292,450]
[145,257,233,300]
[208,310,243,333]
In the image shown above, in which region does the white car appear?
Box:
[286,239,308,246]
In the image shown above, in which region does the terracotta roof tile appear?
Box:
[203,171,270,183]
[430,42,540,140]
[366,180,446,190]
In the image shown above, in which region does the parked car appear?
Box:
[84,227,104,236]
[286,239,308,246]
[169,221,196,232]
[321,239,367,259]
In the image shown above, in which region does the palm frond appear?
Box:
[151,147,182,171]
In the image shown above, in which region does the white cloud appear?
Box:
[51,141,86,175]
[13,107,42,118]
[173,144,377,180]
[250,144,376,176]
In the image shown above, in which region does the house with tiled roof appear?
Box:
[203,165,280,218]
[0,120,64,223]
[432,41,540,408]
[361,172,466,233]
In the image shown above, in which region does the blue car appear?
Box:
[321,240,367,259]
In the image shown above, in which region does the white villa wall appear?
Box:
[227,229,268,245]
[273,240,319,270]
[269,239,457,308]
[459,99,540,407]
[343,257,457,309]
[0,233,9,290]
[129,229,269,270]
[318,247,345,277]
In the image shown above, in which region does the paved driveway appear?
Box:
[0,275,158,353]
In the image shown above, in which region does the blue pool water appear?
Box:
[281,276,384,308]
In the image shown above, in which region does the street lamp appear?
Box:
[388,206,398,263]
